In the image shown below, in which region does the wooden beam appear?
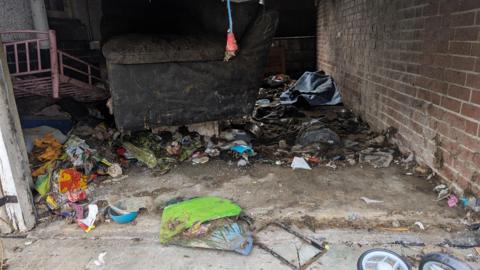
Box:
[0,42,36,232]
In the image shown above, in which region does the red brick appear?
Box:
[445,69,467,85]
[454,27,480,41]
[458,145,475,161]
[444,111,466,129]
[424,40,449,53]
[428,104,446,119]
[453,159,476,179]
[472,43,480,57]
[459,0,480,12]
[449,12,476,27]
[424,1,439,16]
[437,120,450,135]
[449,42,471,55]
[466,119,479,136]
[461,103,480,119]
[406,63,420,74]
[418,88,442,105]
[441,96,462,112]
[462,134,480,153]
[473,152,480,167]
[439,145,454,167]
[472,90,480,105]
[317,0,480,193]
[448,84,471,101]
[410,120,424,135]
[433,54,450,66]
[439,0,460,14]
[466,73,480,88]
[450,55,475,70]
[456,176,471,190]
[421,66,445,81]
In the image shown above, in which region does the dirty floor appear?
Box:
[3,162,480,269]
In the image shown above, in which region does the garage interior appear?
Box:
[0,0,479,269]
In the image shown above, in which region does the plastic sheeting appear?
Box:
[280,71,342,106]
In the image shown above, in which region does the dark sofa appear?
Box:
[101,0,278,131]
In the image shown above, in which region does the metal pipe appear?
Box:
[26,42,30,72]
[48,30,59,98]
[36,40,41,69]
[13,44,19,74]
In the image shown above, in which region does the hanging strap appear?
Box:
[227,0,233,32]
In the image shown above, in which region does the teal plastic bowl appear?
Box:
[108,207,138,224]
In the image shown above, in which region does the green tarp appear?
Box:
[160,197,242,243]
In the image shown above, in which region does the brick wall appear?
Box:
[317,0,480,194]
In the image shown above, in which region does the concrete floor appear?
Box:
[3,161,480,269]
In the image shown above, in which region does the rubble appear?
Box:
[448,195,459,208]
[360,197,384,205]
[414,221,426,230]
[26,74,385,225]
[291,157,312,170]
[359,148,394,168]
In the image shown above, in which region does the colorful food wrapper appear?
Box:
[58,168,87,193]
[66,190,87,202]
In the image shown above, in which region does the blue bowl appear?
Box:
[108,207,138,224]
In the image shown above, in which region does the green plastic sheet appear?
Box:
[35,173,51,197]
[160,197,242,243]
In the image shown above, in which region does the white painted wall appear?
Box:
[0,0,34,32]
[0,44,36,232]
[0,0,34,41]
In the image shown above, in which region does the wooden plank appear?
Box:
[0,42,36,232]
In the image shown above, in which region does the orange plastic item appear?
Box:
[224,32,238,61]
[33,133,62,162]
[226,32,238,53]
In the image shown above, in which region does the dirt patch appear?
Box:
[279,216,464,234]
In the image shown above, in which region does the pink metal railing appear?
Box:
[1,30,59,97]
[1,30,51,76]
[58,51,102,86]
[1,30,103,99]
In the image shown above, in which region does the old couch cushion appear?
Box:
[102,34,225,64]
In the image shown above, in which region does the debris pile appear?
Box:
[24,72,404,230]
[22,72,479,246]
[224,72,399,170]
[28,130,120,231]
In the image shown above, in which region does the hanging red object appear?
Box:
[224,0,237,61]
[225,32,238,60]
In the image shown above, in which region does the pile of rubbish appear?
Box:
[223,71,397,170]
[22,71,404,229]
[109,71,397,171]
[26,125,123,231]
[26,122,158,230]
[24,71,480,234]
